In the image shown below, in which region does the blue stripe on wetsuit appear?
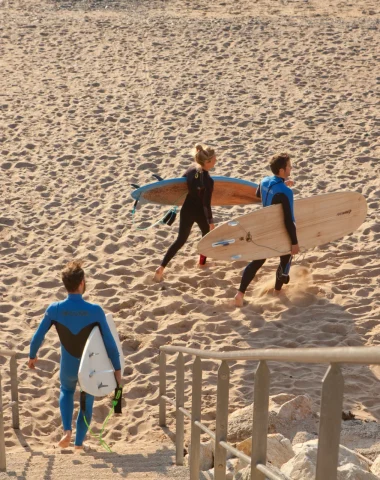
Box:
[29,294,121,446]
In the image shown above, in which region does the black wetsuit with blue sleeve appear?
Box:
[29,294,121,446]
[238,176,298,293]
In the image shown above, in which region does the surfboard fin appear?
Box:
[212,239,236,247]
[131,183,140,189]
[152,174,164,181]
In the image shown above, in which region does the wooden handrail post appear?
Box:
[9,356,19,430]
[0,371,6,472]
[316,363,344,480]
[176,352,185,466]
[159,351,166,427]
[251,360,270,480]
[190,357,202,480]
[214,361,230,480]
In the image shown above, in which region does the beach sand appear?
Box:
[0,0,379,459]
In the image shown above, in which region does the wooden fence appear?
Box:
[159,345,380,480]
[0,349,19,472]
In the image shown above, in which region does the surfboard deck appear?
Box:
[197,192,367,261]
[78,313,125,397]
[131,176,258,206]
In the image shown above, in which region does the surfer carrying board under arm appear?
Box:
[28,260,122,451]
[154,144,217,282]
[233,152,300,307]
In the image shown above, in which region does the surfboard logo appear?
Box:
[337,209,352,216]
[98,382,109,389]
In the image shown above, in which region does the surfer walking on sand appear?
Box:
[154,144,217,282]
[28,260,122,451]
[233,153,300,307]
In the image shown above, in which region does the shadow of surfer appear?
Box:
[28,260,123,452]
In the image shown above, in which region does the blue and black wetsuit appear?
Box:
[239,176,298,293]
[29,294,121,446]
[161,166,214,267]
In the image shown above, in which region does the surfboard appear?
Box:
[78,313,125,397]
[197,192,367,261]
[131,176,258,206]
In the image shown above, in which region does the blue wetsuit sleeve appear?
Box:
[29,306,54,359]
[273,193,298,245]
[98,312,121,371]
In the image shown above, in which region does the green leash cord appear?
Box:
[81,387,123,453]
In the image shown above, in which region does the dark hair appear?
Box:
[269,153,291,175]
[194,144,215,167]
[62,260,84,292]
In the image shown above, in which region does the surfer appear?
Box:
[154,144,216,281]
[233,153,300,307]
[28,260,122,450]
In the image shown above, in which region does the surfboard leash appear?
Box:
[234,224,309,265]
[130,192,186,231]
[81,386,123,453]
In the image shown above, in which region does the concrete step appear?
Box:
[0,445,195,480]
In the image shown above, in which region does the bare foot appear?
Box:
[58,431,72,449]
[233,292,244,307]
[153,266,164,282]
[74,444,91,453]
[74,443,94,453]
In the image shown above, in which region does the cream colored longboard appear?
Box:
[197,192,367,261]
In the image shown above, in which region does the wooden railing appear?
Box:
[0,349,20,472]
[159,345,380,480]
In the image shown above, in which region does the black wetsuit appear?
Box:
[239,182,298,293]
[161,167,214,267]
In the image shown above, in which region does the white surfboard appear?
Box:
[78,313,125,397]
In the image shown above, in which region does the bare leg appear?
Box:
[233,291,244,307]
[154,266,165,282]
[58,430,72,448]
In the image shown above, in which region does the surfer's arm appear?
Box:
[251,184,261,203]
[273,193,298,245]
[184,167,196,193]
[98,313,122,371]
[203,175,214,224]
[29,306,54,359]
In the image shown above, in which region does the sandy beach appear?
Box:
[0,0,379,466]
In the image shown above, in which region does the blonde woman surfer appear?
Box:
[154,144,216,282]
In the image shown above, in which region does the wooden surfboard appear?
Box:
[131,176,258,206]
[197,192,367,261]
